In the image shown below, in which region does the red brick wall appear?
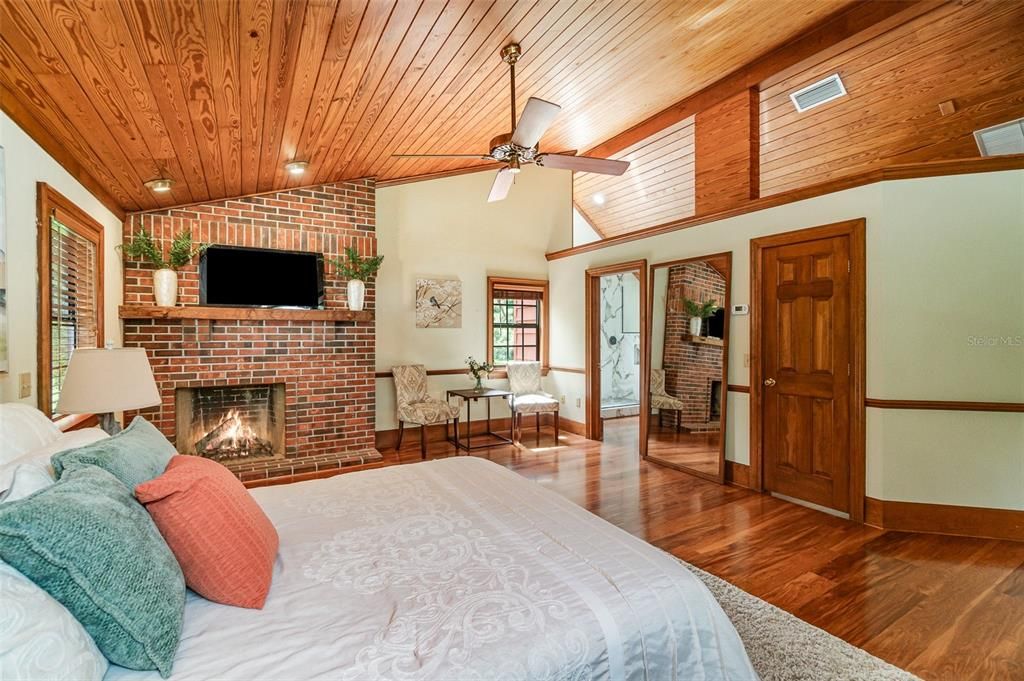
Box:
[662,262,726,429]
[121,180,378,480]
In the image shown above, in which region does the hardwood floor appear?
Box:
[646,421,720,475]
[380,418,1024,681]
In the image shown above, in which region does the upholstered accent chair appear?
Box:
[391,364,460,458]
[506,361,559,446]
[650,368,685,432]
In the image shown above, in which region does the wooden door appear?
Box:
[761,234,852,513]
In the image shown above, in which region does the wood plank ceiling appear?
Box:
[574,115,695,239]
[759,0,1024,195]
[0,0,854,212]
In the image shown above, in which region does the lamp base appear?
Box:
[98,412,122,435]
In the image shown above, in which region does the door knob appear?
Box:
[763,378,776,386]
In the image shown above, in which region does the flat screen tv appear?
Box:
[706,307,726,339]
[200,245,324,309]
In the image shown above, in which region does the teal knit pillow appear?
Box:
[52,416,175,489]
[0,465,185,677]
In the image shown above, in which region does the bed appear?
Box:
[106,456,757,680]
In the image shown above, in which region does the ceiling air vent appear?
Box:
[974,118,1024,157]
[789,74,847,113]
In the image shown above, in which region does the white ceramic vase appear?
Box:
[153,268,178,307]
[689,316,703,337]
[347,279,366,311]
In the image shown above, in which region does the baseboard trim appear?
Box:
[725,460,751,488]
[374,414,585,450]
[865,497,1024,542]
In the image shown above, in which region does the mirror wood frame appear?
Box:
[584,260,648,442]
[642,252,732,483]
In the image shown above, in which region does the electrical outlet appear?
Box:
[575,397,581,408]
[560,395,566,404]
[744,354,751,368]
[19,372,31,399]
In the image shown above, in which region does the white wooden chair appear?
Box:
[506,361,559,445]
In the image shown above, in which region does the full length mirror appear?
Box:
[645,253,731,482]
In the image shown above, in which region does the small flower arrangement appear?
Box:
[466,356,495,390]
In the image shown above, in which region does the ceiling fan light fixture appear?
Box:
[144,178,174,193]
[508,158,521,174]
[285,160,309,175]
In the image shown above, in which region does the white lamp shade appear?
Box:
[56,347,161,414]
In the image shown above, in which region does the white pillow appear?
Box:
[0,464,55,503]
[0,427,108,492]
[0,403,62,465]
[0,561,108,681]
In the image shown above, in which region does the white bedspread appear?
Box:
[108,457,757,680]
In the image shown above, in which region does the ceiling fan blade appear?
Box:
[391,153,491,158]
[487,168,515,203]
[511,97,561,148]
[537,153,629,176]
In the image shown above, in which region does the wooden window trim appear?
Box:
[486,276,549,372]
[37,183,105,417]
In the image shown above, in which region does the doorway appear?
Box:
[750,219,865,520]
[585,260,647,441]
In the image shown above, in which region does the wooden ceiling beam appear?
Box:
[583,0,947,161]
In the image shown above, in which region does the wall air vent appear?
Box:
[789,74,847,113]
[974,118,1024,157]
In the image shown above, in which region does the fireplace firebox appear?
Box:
[175,384,285,462]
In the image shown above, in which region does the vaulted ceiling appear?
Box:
[0,0,854,212]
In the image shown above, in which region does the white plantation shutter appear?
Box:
[48,211,101,414]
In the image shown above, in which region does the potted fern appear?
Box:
[684,298,719,337]
[329,246,383,311]
[118,228,208,307]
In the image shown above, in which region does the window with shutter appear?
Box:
[37,184,105,416]
[486,277,549,369]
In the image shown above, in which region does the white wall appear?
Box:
[548,170,1024,509]
[572,206,601,246]
[0,112,123,405]
[374,165,573,430]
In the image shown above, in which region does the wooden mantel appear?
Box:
[119,305,373,322]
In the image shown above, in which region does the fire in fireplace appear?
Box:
[175,384,285,462]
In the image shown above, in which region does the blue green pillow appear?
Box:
[0,465,185,677]
[52,416,175,489]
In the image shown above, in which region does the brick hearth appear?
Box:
[121,179,381,480]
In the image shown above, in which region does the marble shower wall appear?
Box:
[599,273,641,405]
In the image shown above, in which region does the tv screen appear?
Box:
[200,246,324,309]
[706,307,726,339]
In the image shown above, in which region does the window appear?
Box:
[38,184,104,416]
[487,277,548,368]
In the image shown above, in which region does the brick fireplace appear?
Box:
[121,179,380,482]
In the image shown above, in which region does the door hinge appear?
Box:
[848,259,851,273]
[848,363,851,376]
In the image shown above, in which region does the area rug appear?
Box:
[683,562,921,681]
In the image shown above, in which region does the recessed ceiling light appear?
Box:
[592,193,605,205]
[284,160,309,175]
[144,178,174,193]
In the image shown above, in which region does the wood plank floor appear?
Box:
[380,418,1024,681]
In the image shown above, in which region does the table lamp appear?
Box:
[56,346,161,435]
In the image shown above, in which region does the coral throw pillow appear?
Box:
[135,456,279,609]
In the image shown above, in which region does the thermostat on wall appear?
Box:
[731,304,749,315]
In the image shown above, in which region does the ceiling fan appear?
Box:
[392,43,630,202]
